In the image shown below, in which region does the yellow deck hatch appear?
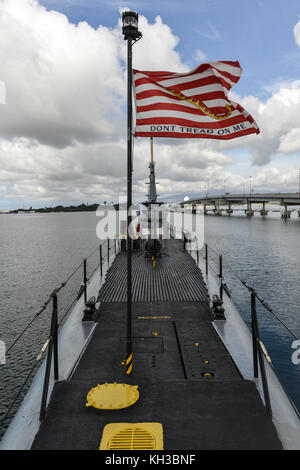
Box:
[85,383,139,410]
[99,423,164,450]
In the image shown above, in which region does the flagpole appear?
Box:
[126,35,133,376]
[122,12,142,376]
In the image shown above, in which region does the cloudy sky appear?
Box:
[1,0,300,209]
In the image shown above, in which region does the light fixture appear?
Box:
[122,11,142,40]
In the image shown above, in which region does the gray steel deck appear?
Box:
[31,240,282,450]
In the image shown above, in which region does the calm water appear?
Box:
[0,209,299,437]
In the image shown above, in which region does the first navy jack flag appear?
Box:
[133,61,260,139]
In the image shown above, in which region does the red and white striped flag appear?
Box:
[133,61,260,140]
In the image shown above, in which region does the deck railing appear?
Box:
[183,238,300,420]
[0,238,119,433]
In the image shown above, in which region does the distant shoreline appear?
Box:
[2,203,120,214]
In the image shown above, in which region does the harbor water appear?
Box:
[0,208,299,437]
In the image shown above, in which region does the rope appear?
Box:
[6,242,105,355]
[0,360,39,428]
[199,244,300,341]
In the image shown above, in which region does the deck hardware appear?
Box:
[99,422,163,450]
[195,342,199,347]
[212,295,225,320]
[201,372,214,378]
[82,296,97,321]
[152,331,159,336]
[86,383,139,410]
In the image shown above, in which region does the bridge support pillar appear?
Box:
[260,202,268,216]
[245,202,254,216]
[281,205,291,218]
[226,203,233,215]
[214,204,222,216]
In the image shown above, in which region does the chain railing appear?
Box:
[0,238,119,432]
[183,239,300,419]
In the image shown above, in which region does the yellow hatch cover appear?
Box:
[99,423,164,450]
[86,383,139,410]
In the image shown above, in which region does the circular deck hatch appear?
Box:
[85,383,139,410]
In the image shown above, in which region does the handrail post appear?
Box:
[52,292,59,381]
[219,255,223,278]
[40,292,58,422]
[219,282,223,301]
[83,259,87,304]
[100,245,103,279]
[205,243,208,276]
[251,291,272,418]
[251,292,259,378]
[107,239,110,265]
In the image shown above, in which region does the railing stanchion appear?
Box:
[219,255,223,278]
[251,292,259,378]
[52,292,59,381]
[100,245,103,279]
[83,259,87,304]
[108,239,110,265]
[205,243,208,276]
[40,292,58,422]
[251,291,272,418]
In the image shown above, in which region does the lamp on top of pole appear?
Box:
[122,11,142,376]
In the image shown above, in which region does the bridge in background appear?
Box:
[183,193,300,218]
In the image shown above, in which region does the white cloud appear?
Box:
[294,18,300,46]
[194,49,207,63]
[1,0,300,208]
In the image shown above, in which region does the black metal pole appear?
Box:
[107,239,110,266]
[251,292,272,418]
[251,292,259,378]
[126,37,133,376]
[219,255,223,278]
[40,293,58,422]
[100,245,103,279]
[205,243,208,276]
[52,292,59,381]
[83,259,87,304]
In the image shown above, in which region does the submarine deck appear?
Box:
[31,239,282,450]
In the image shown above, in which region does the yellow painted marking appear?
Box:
[126,353,132,365]
[126,363,133,375]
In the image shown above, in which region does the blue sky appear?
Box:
[1,0,300,209]
[40,0,300,97]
